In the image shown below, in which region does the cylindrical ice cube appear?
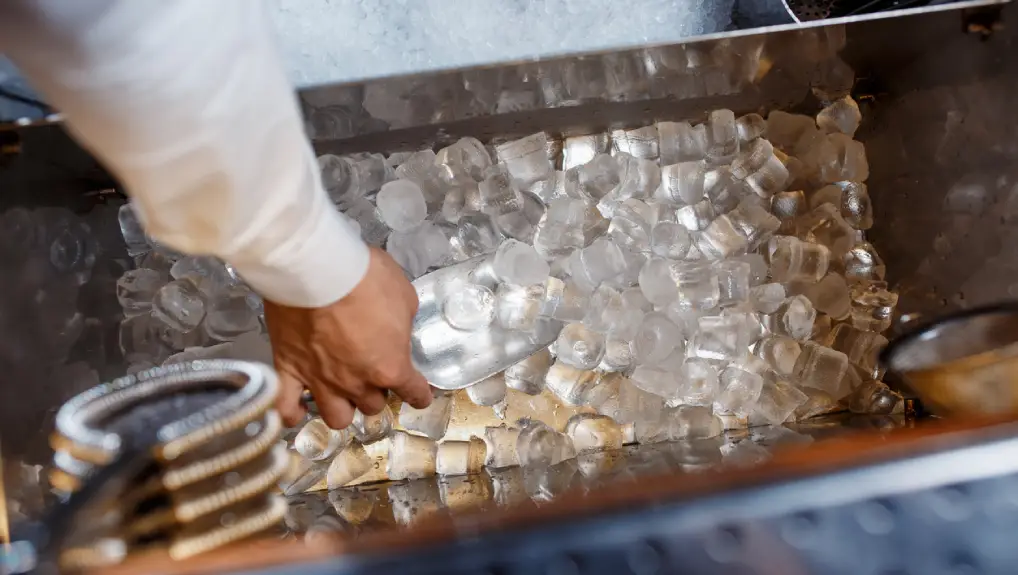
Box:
[436,436,488,476]
[387,430,438,480]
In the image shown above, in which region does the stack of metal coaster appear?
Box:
[47,360,285,570]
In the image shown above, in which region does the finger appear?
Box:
[390,369,433,409]
[353,388,387,416]
[275,366,308,427]
[311,387,356,430]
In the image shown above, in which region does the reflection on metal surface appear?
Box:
[410,254,563,390]
[883,303,1018,416]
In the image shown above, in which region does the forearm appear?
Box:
[0,0,368,307]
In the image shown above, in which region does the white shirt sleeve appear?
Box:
[0,0,370,308]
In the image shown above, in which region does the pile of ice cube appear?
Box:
[114,206,272,371]
[274,95,904,490]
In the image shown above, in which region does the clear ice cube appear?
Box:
[387,221,451,278]
[717,366,765,416]
[657,121,708,164]
[675,200,716,231]
[753,335,802,375]
[751,380,808,425]
[399,392,454,440]
[504,348,553,395]
[442,284,496,330]
[768,235,830,283]
[658,161,707,205]
[563,133,610,170]
[698,215,748,260]
[611,126,659,160]
[554,323,607,370]
[716,260,751,307]
[843,242,886,282]
[496,132,554,187]
[152,279,206,332]
[793,341,851,399]
[467,374,508,407]
[344,198,390,246]
[516,420,576,469]
[117,203,150,257]
[387,430,438,480]
[495,283,546,331]
[800,204,856,257]
[674,260,721,310]
[690,314,750,362]
[706,109,740,164]
[116,268,165,316]
[479,165,524,216]
[204,286,260,341]
[803,272,851,320]
[816,96,862,138]
[675,358,720,406]
[545,360,601,406]
[650,221,692,259]
[736,113,767,144]
[493,239,550,286]
[749,283,787,314]
[633,312,683,366]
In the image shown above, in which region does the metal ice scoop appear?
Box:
[410,254,562,390]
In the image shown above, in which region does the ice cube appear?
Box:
[116,268,165,316]
[766,111,817,151]
[436,137,492,182]
[516,421,576,469]
[819,134,869,183]
[483,426,522,469]
[675,199,716,231]
[608,199,654,251]
[675,358,720,406]
[583,284,625,333]
[325,442,373,490]
[793,341,851,399]
[706,109,740,164]
[803,272,851,320]
[351,153,394,193]
[563,133,611,170]
[698,215,748,260]
[753,335,802,375]
[544,360,600,406]
[465,375,507,407]
[539,277,588,322]
[614,153,662,201]
[727,197,781,250]
[843,242,886,282]
[823,323,888,374]
[800,204,857,257]
[674,260,721,310]
[734,253,769,286]
[204,286,261,341]
[638,258,679,306]
[730,138,775,180]
[493,239,550,286]
[658,121,708,164]
[504,348,553,395]
[399,392,454,440]
[749,283,787,314]
[745,155,789,198]
[690,314,750,361]
[442,284,496,330]
[528,171,567,204]
[152,279,206,332]
[794,387,843,420]
[751,380,808,425]
[577,238,626,284]
[395,150,445,206]
[496,132,554,187]
[479,165,524,215]
[657,161,707,205]
[566,414,624,454]
[448,213,502,261]
[716,366,765,416]
[611,126,659,160]
[768,235,830,283]
[849,281,898,333]
[554,323,607,370]
[716,260,751,307]
[343,198,390,246]
[780,295,816,341]
[435,437,488,477]
[650,221,692,259]
[387,430,438,480]
[816,96,862,138]
[495,283,546,331]
[670,405,724,440]
[771,190,807,235]
[387,221,451,278]
[847,380,902,415]
[351,405,394,444]
[569,154,621,201]
[495,191,546,243]
[633,312,683,366]
[117,203,150,257]
[736,113,767,144]
[294,417,350,461]
[704,167,749,213]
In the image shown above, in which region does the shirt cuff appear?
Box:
[230,205,371,308]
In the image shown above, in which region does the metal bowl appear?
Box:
[881,302,1018,417]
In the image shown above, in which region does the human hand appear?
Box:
[264,247,432,428]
